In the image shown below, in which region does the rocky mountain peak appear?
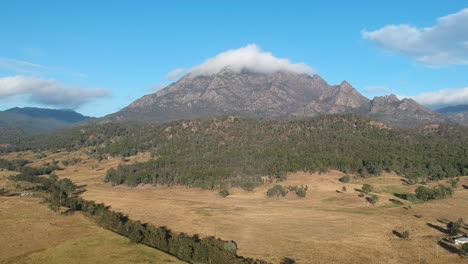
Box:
[106,70,452,127]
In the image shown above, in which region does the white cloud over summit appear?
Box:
[0,76,110,108]
[362,8,468,65]
[402,86,468,108]
[188,44,314,76]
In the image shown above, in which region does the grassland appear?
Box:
[2,150,468,264]
[0,175,185,264]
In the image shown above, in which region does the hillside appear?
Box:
[0,107,91,137]
[105,70,447,127]
[437,105,468,126]
[5,115,468,189]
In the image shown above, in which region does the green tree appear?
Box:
[447,218,464,236]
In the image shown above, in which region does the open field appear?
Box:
[0,177,185,264]
[2,151,468,264]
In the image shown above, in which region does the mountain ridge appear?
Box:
[105,69,449,127]
[0,107,92,136]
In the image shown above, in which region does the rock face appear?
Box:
[368,95,445,127]
[436,105,468,126]
[106,69,448,127]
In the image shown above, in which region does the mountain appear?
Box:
[0,107,92,136]
[368,95,445,127]
[436,105,468,126]
[106,69,447,127]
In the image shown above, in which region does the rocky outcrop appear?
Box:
[105,70,449,127]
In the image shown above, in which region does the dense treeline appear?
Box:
[3,115,468,189]
[10,169,270,264]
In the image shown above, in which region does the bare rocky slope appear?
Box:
[105,69,447,127]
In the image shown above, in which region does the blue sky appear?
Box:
[0,1,467,117]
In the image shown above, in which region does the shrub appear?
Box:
[266,185,288,198]
[449,178,459,188]
[339,175,351,183]
[367,195,379,205]
[295,186,307,198]
[461,243,468,257]
[280,257,296,264]
[401,230,410,240]
[218,189,230,197]
[362,184,374,193]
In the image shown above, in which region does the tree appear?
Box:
[415,186,433,201]
[342,186,347,192]
[362,184,374,194]
[447,218,464,236]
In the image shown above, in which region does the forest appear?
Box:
[2,114,468,189]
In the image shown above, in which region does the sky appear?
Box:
[0,1,467,117]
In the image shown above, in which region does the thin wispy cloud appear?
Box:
[0,57,87,79]
[362,8,468,65]
[0,58,47,75]
[399,86,468,108]
[0,75,110,108]
[189,44,315,76]
[165,68,186,80]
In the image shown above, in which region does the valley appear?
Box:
[2,150,467,263]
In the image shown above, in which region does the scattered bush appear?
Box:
[281,257,296,264]
[362,184,374,194]
[461,243,468,257]
[367,195,379,205]
[267,185,288,198]
[218,189,230,197]
[339,175,351,183]
[295,186,307,198]
[401,230,410,240]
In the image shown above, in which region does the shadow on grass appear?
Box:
[400,178,413,186]
[392,230,403,238]
[393,193,407,200]
[389,198,404,205]
[427,222,449,234]
[438,240,459,254]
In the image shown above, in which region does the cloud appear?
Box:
[165,68,186,80]
[0,58,86,78]
[362,86,393,94]
[0,75,110,108]
[0,58,47,75]
[189,44,314,76]
[362,8,468,65]
[400,87,468,108]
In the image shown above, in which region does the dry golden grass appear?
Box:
[0,182,185,264]
[2,151,468,264]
